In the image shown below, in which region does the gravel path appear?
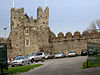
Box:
[16,56,100,75]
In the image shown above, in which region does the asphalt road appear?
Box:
[17,56,100,75]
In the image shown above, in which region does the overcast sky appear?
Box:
[0,0,100,38]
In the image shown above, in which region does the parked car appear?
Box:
[28,53,36,63]
[81,49,87,56]
[68,51,76,57]
[33,52,45,62]
[8,58,13,65]
[8,59,11,65]
[11,56,30,67]
[55,52,66,58]
[45,53,49,59]
[45,53,54,59]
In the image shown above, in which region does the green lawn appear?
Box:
[83,55,100,69]
[0,64,43,74]
[96,55,100,58]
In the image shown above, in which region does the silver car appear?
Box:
[28,53,36,63]
[68,51,76,57]
[11,56,30,67]
[34,52,45,62]
[55,52,66,58]
[45,53,54,59]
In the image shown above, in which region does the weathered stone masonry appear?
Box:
[7,7,49,58]
[49,30,100,55]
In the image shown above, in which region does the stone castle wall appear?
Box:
[49,30,100,54]
[1,7,100,59]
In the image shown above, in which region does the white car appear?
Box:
[28,53,36,63]
[55,52,66,58]
[8,59,11,65]
[11,56,30,67]
[68,51,76,57]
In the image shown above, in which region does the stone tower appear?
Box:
[9,8,25,57]
[8,6,49,58]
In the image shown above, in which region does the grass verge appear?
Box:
[0,64,43,74]
[82,60,100,69]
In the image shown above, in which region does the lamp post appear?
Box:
[86,30,88,68]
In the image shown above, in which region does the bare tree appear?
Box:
[89,19,100,29]
[96,20,100,29]
[87,19,100,32]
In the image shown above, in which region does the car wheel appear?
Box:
[21,61,25,66]
[41,58,45,62]
[28,61,31,64]
[11,65,15,67]
[31,59,34,63]
[35,61,38,63]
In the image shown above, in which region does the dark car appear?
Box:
[81,50,87,56]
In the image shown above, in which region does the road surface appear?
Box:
[16,56,100,75]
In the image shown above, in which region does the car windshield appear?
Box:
[24,56,28,59]
[35,52,42,55]
[14,56,24,60]
[57,53,62,54]
[28,53,35,57]
[45,54,49,55]
[69,51,75,53]
[82,50,87,52]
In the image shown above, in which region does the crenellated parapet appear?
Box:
[44,7,49,19]
[90,30,99,38]
[49,31,56,38]
[10,6,49,29]
[56,32,65,41]
[11,8,28,29]
[37,6,43,20]
[11,8,24,17]
[37,6,49,19]
[49,30,100,43]
[37,6,49,28]
[57,32,64,38]
[73,31,81,39]
[65,32,73,40]
[82,31,88,39]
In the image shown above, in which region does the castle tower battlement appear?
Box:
[37,6,49,28]
[11,6,49,29]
